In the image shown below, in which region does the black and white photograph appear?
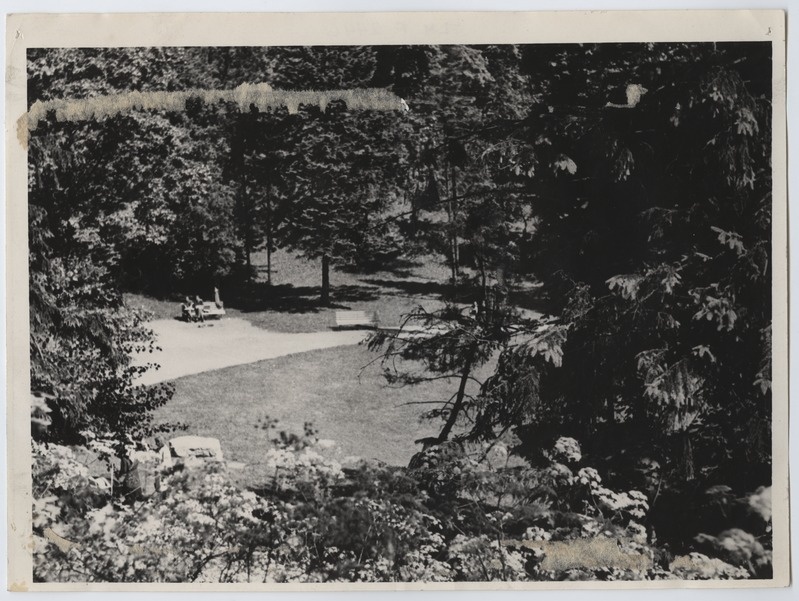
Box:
[5,10,789,590]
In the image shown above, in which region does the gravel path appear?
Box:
[133,318,368,385]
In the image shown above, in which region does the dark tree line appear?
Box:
[368,42,773,551]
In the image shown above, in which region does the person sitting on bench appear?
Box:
[193,295,205,323]
[182,297,194,322]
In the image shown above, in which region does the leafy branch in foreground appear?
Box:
[367,287,534,445]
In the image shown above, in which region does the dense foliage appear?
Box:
[368,42,774,556]
[28,121,175,443]
[28,42,775,582]
[32,427,772,583]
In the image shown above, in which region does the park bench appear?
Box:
[334,310,379,329]
[181,301,225,321]
[200,301,225,318]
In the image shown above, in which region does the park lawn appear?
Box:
[153,343,491,489]
[125,289,450,334]
[249,248,453,290]
[125,249,458,333]
[123,293,179,321]
[124,249,544,335]
[236,249,457,332]
[236,292,449,333]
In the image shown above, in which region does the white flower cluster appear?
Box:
[550,436,582,464]
[670,552,750,580]
[576,467,649,520]
[264,446,344,482]
[545,462,575,487]
[523,526,552,542]
[448,534,528,581]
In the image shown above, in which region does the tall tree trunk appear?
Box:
[449,161,460,298]
[681,431,695,481]
[408,190,418,239]
[243,186,251,272]
[321,254,330,305]
[437,346,476,443]
[265,185,273,285]
[479,250,488,301]
[238,119,252,280]
[447,203,457,286]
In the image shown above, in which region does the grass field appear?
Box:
[153,343,493,488]
[249,248,453,289]
[135,248,539,489]
[125,249,456,333]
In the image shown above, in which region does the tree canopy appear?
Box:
[28,42,775,566]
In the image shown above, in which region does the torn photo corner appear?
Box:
[5,10,788,591]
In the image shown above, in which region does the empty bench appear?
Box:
[335,310,378,329]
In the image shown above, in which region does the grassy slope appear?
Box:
[153,343,492,488]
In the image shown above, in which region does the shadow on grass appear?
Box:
[360,277,453,300]
[332,284,382,304]
[361,277,550,314]
[507,286,549,313]
[338,255,427,280]
[225,282,382,314]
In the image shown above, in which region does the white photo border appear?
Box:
[5,9,789,592]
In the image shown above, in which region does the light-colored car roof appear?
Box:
[168,436,223,460]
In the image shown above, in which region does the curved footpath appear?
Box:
[132,317,368,386]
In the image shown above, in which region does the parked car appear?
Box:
[160,435,224,469]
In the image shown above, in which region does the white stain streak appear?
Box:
[21,83,408,147]
[26,84,407,124]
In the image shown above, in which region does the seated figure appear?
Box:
[194,295,205,322]
[181,297,194,322]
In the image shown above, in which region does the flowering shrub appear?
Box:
[669,552,750,580]
[32,433,763,582]
[547,436,582,464]
[263,445,344,493]
[32,438,451,583]
[747,486,772,524]
[33,444,286,582]
[694,528,771,578]
[448,535,529,581]
[575,466,649,522]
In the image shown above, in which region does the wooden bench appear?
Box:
[200,301,225,318]
[335,310,378,329]
[181,301,225,321]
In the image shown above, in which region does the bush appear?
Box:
[33,433,764,582]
